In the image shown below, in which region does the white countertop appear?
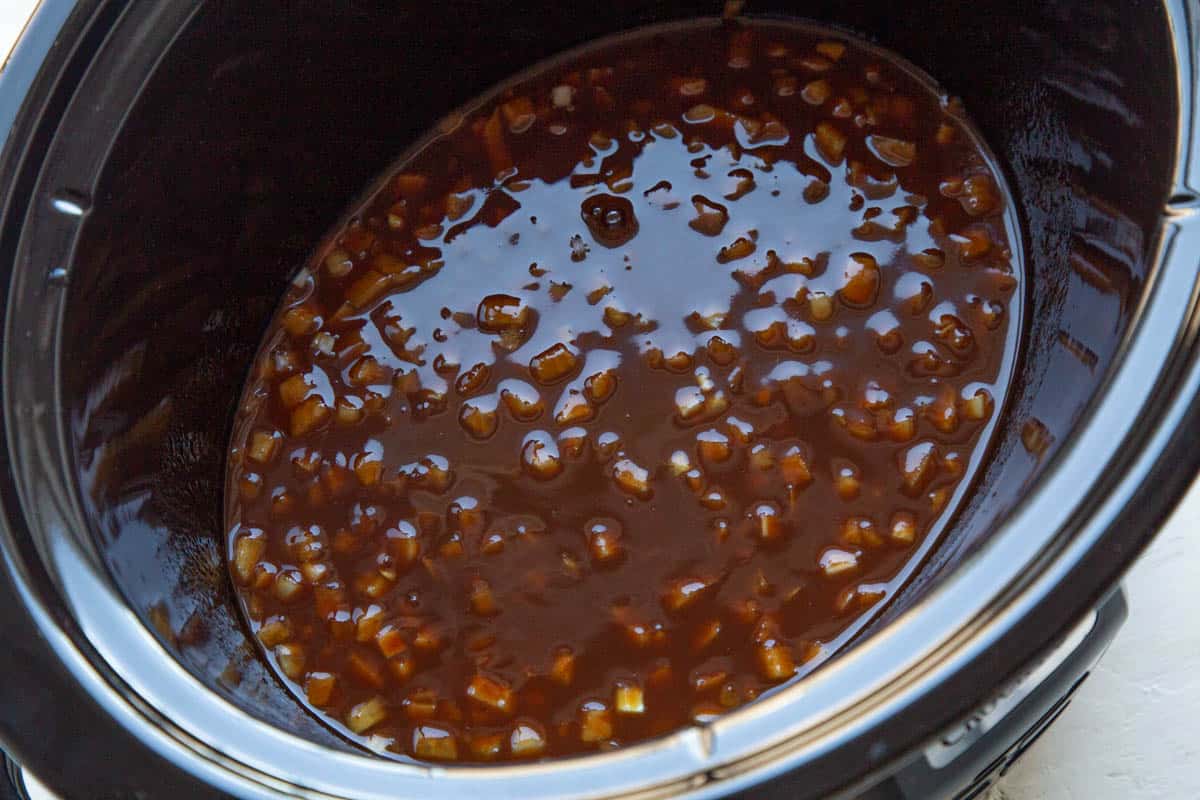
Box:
[986,485,1200,799]
[0,3,30,72]
[2,3,1197,798]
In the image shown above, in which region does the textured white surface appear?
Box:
[1,3,1196,798]
[0,1,33,69]
[989,486,1200,799]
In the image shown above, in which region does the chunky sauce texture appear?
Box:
[225,19,1021,762]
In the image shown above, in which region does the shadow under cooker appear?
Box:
[0,0,1193,798]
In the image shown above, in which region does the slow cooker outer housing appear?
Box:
[0,1,1197,798]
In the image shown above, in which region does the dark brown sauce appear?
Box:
[225,18,1022,763]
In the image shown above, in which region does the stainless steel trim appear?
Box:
[0,0,70,158]
[5,758,62,800]
[1166,0,1199,198]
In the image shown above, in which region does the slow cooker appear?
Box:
[0,1,1196,798]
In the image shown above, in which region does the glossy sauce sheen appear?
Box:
[225,20,1022,763]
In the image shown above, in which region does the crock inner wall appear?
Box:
[57,0,1177,751]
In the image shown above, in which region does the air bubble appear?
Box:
[581,194,639,248]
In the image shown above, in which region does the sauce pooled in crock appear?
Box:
[225,18,1022,762]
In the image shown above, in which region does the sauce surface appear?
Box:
[225,19,1021,762]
